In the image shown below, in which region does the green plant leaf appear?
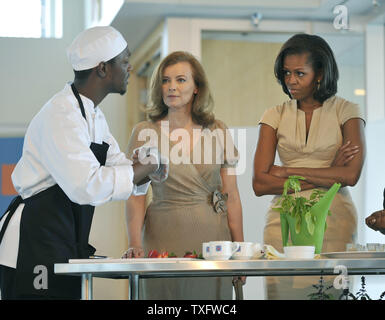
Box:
[305,212,315,235]
[310,192,317,200]
[275,176,332,237]
[272,207,283,213]
[283,179,290,196]
[295,214,301,234]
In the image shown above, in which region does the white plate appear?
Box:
[321,251,385,259]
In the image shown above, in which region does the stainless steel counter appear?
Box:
[54,258,385,300]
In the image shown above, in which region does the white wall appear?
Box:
[334,40,366,245]
[359,119,385,299]
[0,0,84,127]
[234,126,272,299]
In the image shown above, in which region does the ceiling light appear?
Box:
[354,89,366,96]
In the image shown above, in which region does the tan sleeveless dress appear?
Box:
[260,96,365,300]
[127,119,238,299]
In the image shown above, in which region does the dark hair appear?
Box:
[73,56,118,81]
[274,33,339,103]
[146,51,215,127]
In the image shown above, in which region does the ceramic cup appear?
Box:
[232,242,263,260]
[283,246,315,260]
[209,241,240,260]
[202,242,211,259]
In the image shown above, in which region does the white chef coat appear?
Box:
[0,82,149,268]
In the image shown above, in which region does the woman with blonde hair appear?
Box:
[123,51,244,299]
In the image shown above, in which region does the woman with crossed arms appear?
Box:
[253,34,365,300]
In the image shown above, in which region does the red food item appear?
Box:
[148,249,160,258]
[160,251,169,258]
[183,251,198,258]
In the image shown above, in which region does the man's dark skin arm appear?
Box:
[131,151,158,185]
[132,163,156,185]
[366,210,385,235]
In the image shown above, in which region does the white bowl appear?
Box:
[284,246,315,260]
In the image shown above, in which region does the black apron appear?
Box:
[0,83,109,299]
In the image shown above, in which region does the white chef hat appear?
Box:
[67,26,128,71]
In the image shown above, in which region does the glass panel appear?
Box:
[0,0,42,38]
[0,0,62,39]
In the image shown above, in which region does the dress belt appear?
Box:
[152,189,228,214]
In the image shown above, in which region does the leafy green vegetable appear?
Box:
[273,176,330,235]
[305,211,314,235]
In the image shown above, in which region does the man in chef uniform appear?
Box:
[0,26,167,299]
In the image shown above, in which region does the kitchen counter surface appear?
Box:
[55,257,385,299]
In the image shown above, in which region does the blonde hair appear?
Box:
[146,51,215,127]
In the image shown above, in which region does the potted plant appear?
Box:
[273,176,341,254]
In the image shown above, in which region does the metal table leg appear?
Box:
[81,273,93,300]
[129,274,140,300]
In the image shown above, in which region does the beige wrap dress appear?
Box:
[127,119,238,299]
[260,96,365,300]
